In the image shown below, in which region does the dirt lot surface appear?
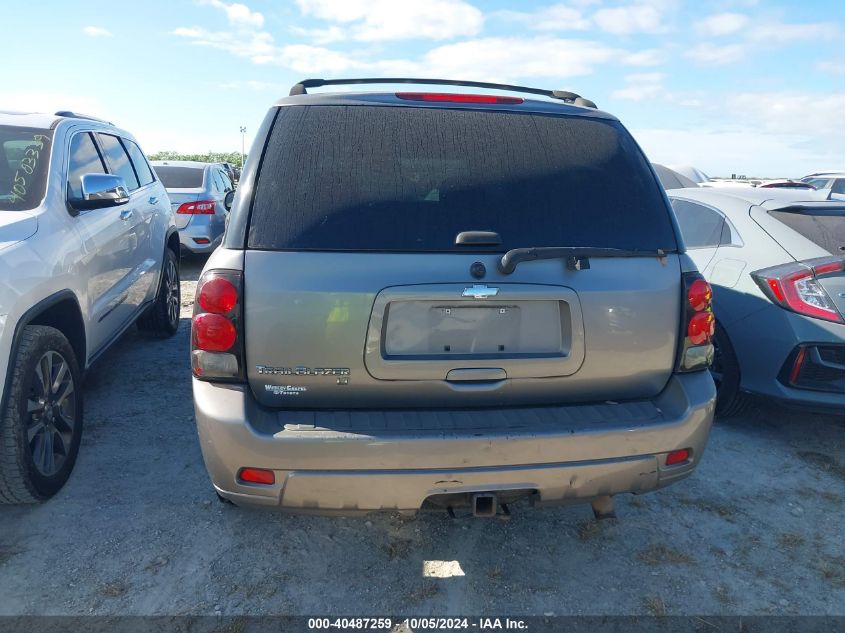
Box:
[0,255,843,617]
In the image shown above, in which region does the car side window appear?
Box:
[124,139,155,188]
[832,179,845,195]
[807,178,831,190]
[212,169,225,193]
[671,199,738,249]
[219,170,232,191]
[97,133,140,191]
[67,132,107,201]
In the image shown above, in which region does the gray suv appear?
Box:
[191,79,717,517]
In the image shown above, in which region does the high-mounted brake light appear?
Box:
[395,92,524,105]
[813,261,845,276]
[191,270,244,381]
[752,258,844,324]
[177,200,216,214]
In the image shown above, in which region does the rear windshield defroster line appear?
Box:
[248,106,677,253]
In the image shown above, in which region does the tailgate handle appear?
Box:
[446,368,507,382]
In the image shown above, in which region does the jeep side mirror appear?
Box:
[73,174,130,211]
[224,190,235,212]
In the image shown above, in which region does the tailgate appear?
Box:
[244,251,681,409]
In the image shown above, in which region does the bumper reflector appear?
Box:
[193,237,211,244]
[666,449,690,466]
[238,467,275,485]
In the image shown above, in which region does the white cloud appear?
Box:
[2,92,103,116]
[593,4,665,34]
[728,92,845,139]
[635,91,845,176]
[622,48,664,66]
[694,13,748,36]
[633,126,840,178]
[373,37,621,82]
[685,42,745,65]
[218,80,290,91]
[83,26,112,37]
[278,45,359,74]
[289,25,347,45]
[748,21,837,43]
[494,4,591,31]
[294,0,484,41]
[172,26,276,62]
[201,0,264,28]
[611,73,665,101]
[817,60,845,74]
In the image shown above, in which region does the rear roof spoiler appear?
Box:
[288,77,597,108]
[767,202,845,214]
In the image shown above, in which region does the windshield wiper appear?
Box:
[498,246,672,275]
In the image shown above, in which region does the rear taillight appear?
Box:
[677,272,715,372]
[191,270,244,381]
[751,257,844,323]
[177,200,216,214]
[395,92,524,104]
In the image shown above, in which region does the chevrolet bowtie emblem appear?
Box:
[462,284,500,299]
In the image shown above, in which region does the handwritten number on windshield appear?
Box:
[9,135,47,204]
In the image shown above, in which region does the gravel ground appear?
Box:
[0,255,843,616]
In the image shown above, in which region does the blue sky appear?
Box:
[3,0,844,176]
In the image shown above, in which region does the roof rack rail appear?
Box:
[54,111,113,125]
[288,78,597,108]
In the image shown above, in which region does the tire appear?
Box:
[710,323,751,418]
[137,248,180,338]
[0,325,84,504]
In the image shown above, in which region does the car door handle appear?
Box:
[120,209,135,221]
[148,196,158,205]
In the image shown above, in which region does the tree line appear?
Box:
[148,151,245,167]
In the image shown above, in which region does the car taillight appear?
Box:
[677,272,715,372]
[193,314,236,351]
[177,200,216,214]
[395,92,524,104]
[191,270,244,381]
[688,311,715,345]
[751,257,844,324]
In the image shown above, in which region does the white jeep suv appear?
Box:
[0,111,180,503]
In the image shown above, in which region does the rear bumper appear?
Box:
[178,216,225,254]
[727,305,845,411]
[193,371,716,513]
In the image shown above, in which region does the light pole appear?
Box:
[239,126,246,169]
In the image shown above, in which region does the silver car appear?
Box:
[668,187,845,415]
[0,111,180,503]
[191,78,716,517]
[151,161,234,255]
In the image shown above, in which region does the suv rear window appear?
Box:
[248,106,676,252]
[154,166,204,189]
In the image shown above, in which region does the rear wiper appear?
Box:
[498,246,672,275]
